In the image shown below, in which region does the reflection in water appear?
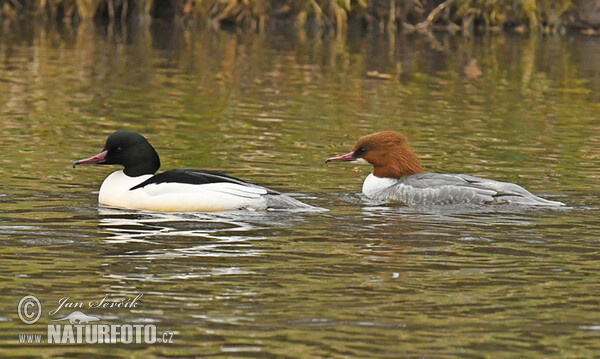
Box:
[98,207,324,265]
[99,207,268,243]
[100,206,308,242]
[0,21,599,357]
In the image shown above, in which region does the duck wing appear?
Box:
[385,173,563,206]
[453,174,564,206]
[129,169,277,198]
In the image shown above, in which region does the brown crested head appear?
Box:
[351,131,423,178]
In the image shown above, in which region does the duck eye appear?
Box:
[358,147,367,154]
[116,146,123,153]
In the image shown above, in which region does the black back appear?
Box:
[130,169,280,194]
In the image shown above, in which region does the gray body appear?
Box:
[364,173,564,206]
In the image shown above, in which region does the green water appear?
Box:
[1,22,599,357]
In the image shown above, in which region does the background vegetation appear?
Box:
[0,0,598,35]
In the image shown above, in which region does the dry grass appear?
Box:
[0,0,594,35]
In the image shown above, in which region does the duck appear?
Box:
[73,130,317,212]
[326,131,564,206]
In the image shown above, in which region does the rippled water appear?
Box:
[1,22,600,357]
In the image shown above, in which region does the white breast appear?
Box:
[361,173,398,198]
[98,171,269,212]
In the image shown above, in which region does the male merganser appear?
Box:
[73,131,316,212]
[326,131,564,206]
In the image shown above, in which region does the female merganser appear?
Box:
[326,131,564,206]
[73,131,316,212]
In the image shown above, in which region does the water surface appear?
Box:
[0,22,599,357]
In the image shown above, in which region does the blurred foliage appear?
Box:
[0,0,597,35]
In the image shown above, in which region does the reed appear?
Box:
[0,0,594,34]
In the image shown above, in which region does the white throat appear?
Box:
[362,173,398,198]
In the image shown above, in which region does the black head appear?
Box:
[73,131,161,177]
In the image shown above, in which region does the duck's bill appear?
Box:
[73,150,108,167]
[325,151,355,163]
